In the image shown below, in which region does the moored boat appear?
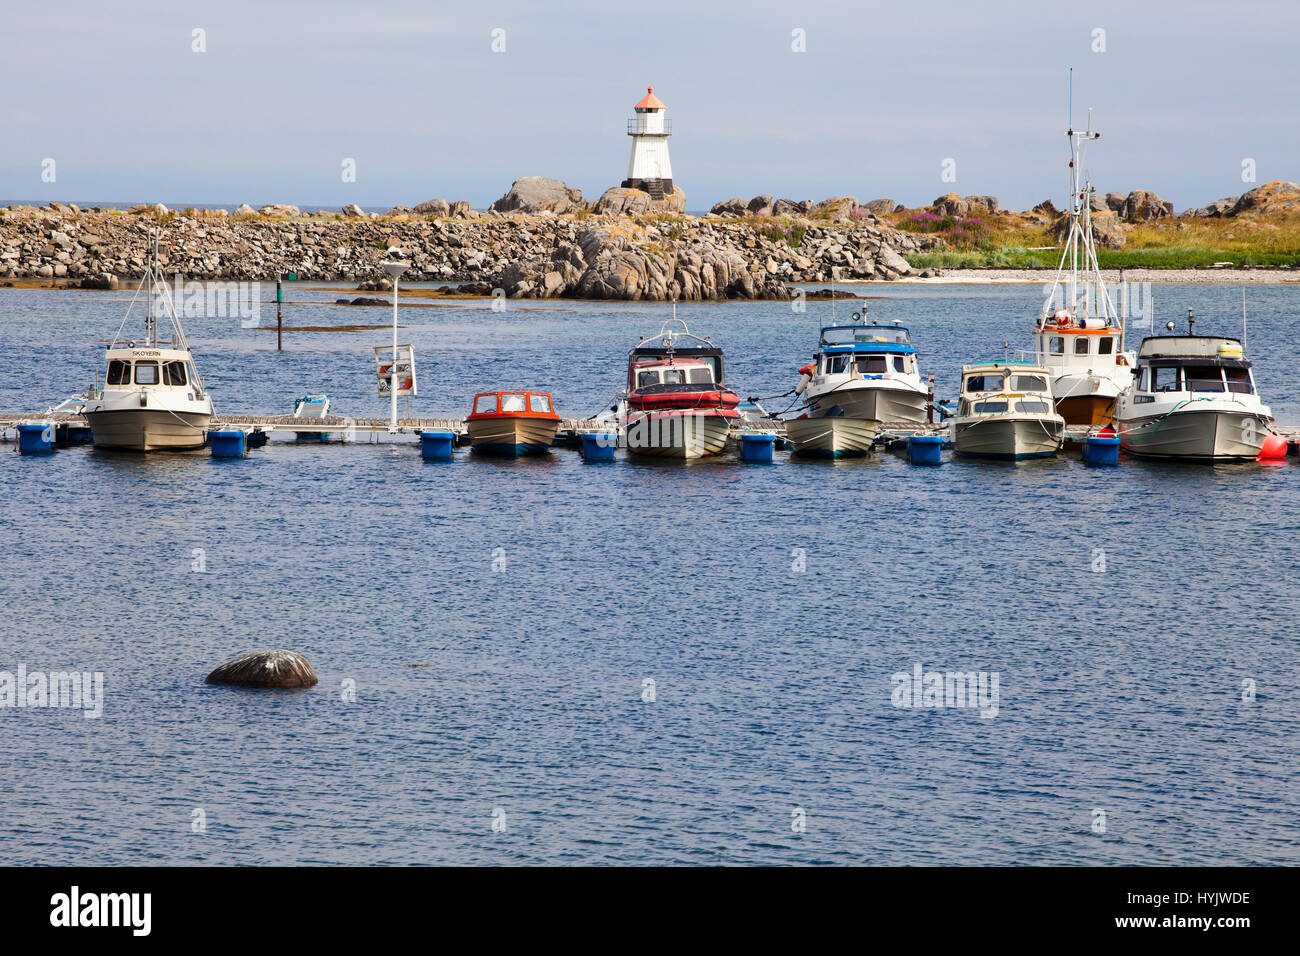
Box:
[466,390,561,456]
[83,234,213,451]
[795,315,928,425]
[1026,103,1135,426]
[952,362,1065,460]
[1114,326,1273,461]
[621,318,740,459]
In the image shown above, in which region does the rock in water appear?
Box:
[490,177,584,214]
[206,650,318,689]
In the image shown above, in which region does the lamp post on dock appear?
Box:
[380,254,409,433]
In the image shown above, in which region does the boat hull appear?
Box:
[85,409,211,451]
[954,416,1065,460]
[1118,409,1269,461]
[466,415,559,457]
[1054,392,1119,427]
[786,417,877,459]
[805,382,927,425]
[625,409,733,459]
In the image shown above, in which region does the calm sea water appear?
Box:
[1,281,1298,865]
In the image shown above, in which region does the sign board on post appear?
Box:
[375,345,417,397]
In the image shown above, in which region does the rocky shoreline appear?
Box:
[4,177,1296,300]
[0,179,938,302]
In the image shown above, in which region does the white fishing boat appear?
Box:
[83,235,214,451]
[1026,96,1135,426]
[1115,318,1273,461]
[952,363,1065,460]
[794,313,928,425]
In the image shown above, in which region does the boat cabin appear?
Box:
[958,363,1054,416]
[1130,336,1256,399]
[815,324,918,377]
[631,357,717,390]
[1034,309,1124,367]
[102,347,203,396]
[468,390,560,419]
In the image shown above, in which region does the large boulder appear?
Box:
[233,203,257,217]
[747,194,774,216]
[864,198,896,215]
[812,196,860,221]
[449,200,477,219]
[205,650,318,689]
[257,204,299,217]
[964,195,999,216]
[1230,181,1300,217]
[414,198,450,216]
[1120,190,1173,222]
[489,177,584,214]
[772,198,812,216]
[1192,196,1238,218]
[342,203,365,218]
[594,185,685,216]
[1104,192,1127,213]
[710,197,749,217]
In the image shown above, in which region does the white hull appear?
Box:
[466,416,559,456]
[785,417,877,458]
[1118,408,1269,461]
[954,415,1064,460]
[85,408,211,451]
[803,380,927,424]
[625,411,732,459]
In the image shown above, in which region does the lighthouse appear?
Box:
[622,86,673,198]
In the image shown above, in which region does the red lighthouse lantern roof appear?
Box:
[634,86,666,110]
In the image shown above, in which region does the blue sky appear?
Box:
[3,0,1295,211]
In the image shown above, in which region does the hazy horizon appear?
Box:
[4,0,1296,214]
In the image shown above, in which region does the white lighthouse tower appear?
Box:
[622,86,673,198]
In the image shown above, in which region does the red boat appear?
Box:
[623,320,740,459]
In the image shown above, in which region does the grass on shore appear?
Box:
[897,213,1300,270]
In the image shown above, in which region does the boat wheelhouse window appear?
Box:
[964,373,1003,393]
[662,369,684,385]
[687,368,713,384]
[824,355,849,375]
[893,356,906,373]
[1049,337,1064,355]
[1074,337,1090,355]
[528,394,552,414]
[637,370,660,388]
[1137,368,1150,391]
[1017,400,1050,413]
[1184,366,1225,392]
[855,356,887,374]
[134,361,159,385]
[1225,367,1254,394]
[501,393,526,412]
[473,394,498,414]
[1010,375,1047,391]
[163,361,187,386]
[1098,337,1114,355]
[1152,367,1181,392]
[107,360,131,385]
[973,401,1008,413]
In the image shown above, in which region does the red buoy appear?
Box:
[1258,433,1287,461]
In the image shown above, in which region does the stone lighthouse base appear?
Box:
[621,177,674,199]
[595,185,686,216]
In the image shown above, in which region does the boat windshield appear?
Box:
[687,368,713,384]
[1184,366,1225,392]
[501,393,527,412]
[973,400,1009,413]
[821,326,910,346]
[964,373,1004,393]
[134,362,159,385]
[637,370,660,388]
[1225,368,1254,394]
[855,356,888,374]
[1017,400,1051,413]
[1010,374,1048,391]
[473,394,498,414]
[107,360,131,385]
[529,394,552,413]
